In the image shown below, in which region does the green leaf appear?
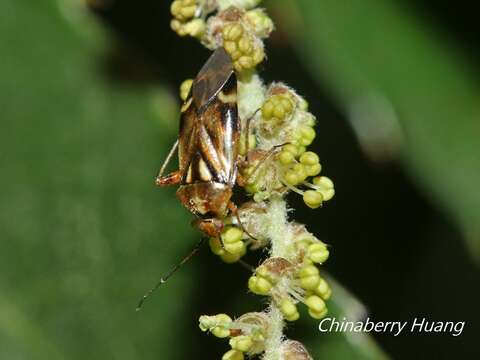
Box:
[274,0,480,260]
[304,275,390,360]
[0,1,195,359]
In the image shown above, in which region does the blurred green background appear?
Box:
[1,0,479,359]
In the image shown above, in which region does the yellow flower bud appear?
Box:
[199,314,232,337]
[261,100,274,119]
[283,144,299,157]
[307,242,329,264]
[292,163,307,182]
[220,251,243,263]
[222,349,244,360]
[248,275,273,295]
[209,237,225,256]
[180,5,196,19]
[224,40,238,55]
[224,240,246,255]
[313,176,335,201]
[229,335,253,352]
[308,307,328,320]
[183,18,205,38]
[299,152,319,166]
[283,170,299,186]
[279,299,300,321]
[244,9,274,38]
[222,226,244,244]
[170,1,182,17]
[223,23,244,41]
[298,98,309,111]
[305,163,321,177]
[303,190,323,209]
[278,151,295,165]
[299,126,316,146]
[313,176,333,189]
[315,277,332,300]
[179,79,193,101]
[305,295,326,314]
[298,265,320,290]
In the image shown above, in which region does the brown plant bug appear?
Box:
[136,47,255,310]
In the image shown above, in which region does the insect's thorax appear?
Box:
[176,182,232,218]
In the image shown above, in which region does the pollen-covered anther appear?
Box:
[171,0,197,22]
[244,9,274,38]
[222,349,244,360]
[209,226,246,263]
[248,257,294,295]
[248,272,273,295]
[305,295,328,319]
[312,176,335,201]
[179,78,193,101]
[313,276,332,300]
[170,0,207,38]
[279,298,300,321]
[307,242,329,264]
[171,18,206,38]
[294,125,316,147]
[299,151,322,177]
[229,335,254,352]
[297,264,320,291]
[222,22,265,72]
[303,190,323,209]
[199,314,233,338]
[261,93,295,130]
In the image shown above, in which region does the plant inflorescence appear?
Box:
[170,1,335,358]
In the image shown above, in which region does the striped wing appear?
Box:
[178,73,239,185]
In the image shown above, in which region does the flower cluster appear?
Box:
[170,1,335,359]
[241,83,335,208]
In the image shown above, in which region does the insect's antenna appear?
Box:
[245,108,260,162]
[136,237,205,311]
[244,143,290,185]
[228,202,258,242]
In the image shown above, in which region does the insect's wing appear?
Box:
[198,73,239,184]
[178,47,239,185]
[178,100,198,176]
[193,47,234,111]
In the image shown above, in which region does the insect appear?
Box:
[155,47,241,238]
[136,47,245,310]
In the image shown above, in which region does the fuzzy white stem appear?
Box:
[262,196,294,360]
[267,195,292,259]
[263,305,284,360]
